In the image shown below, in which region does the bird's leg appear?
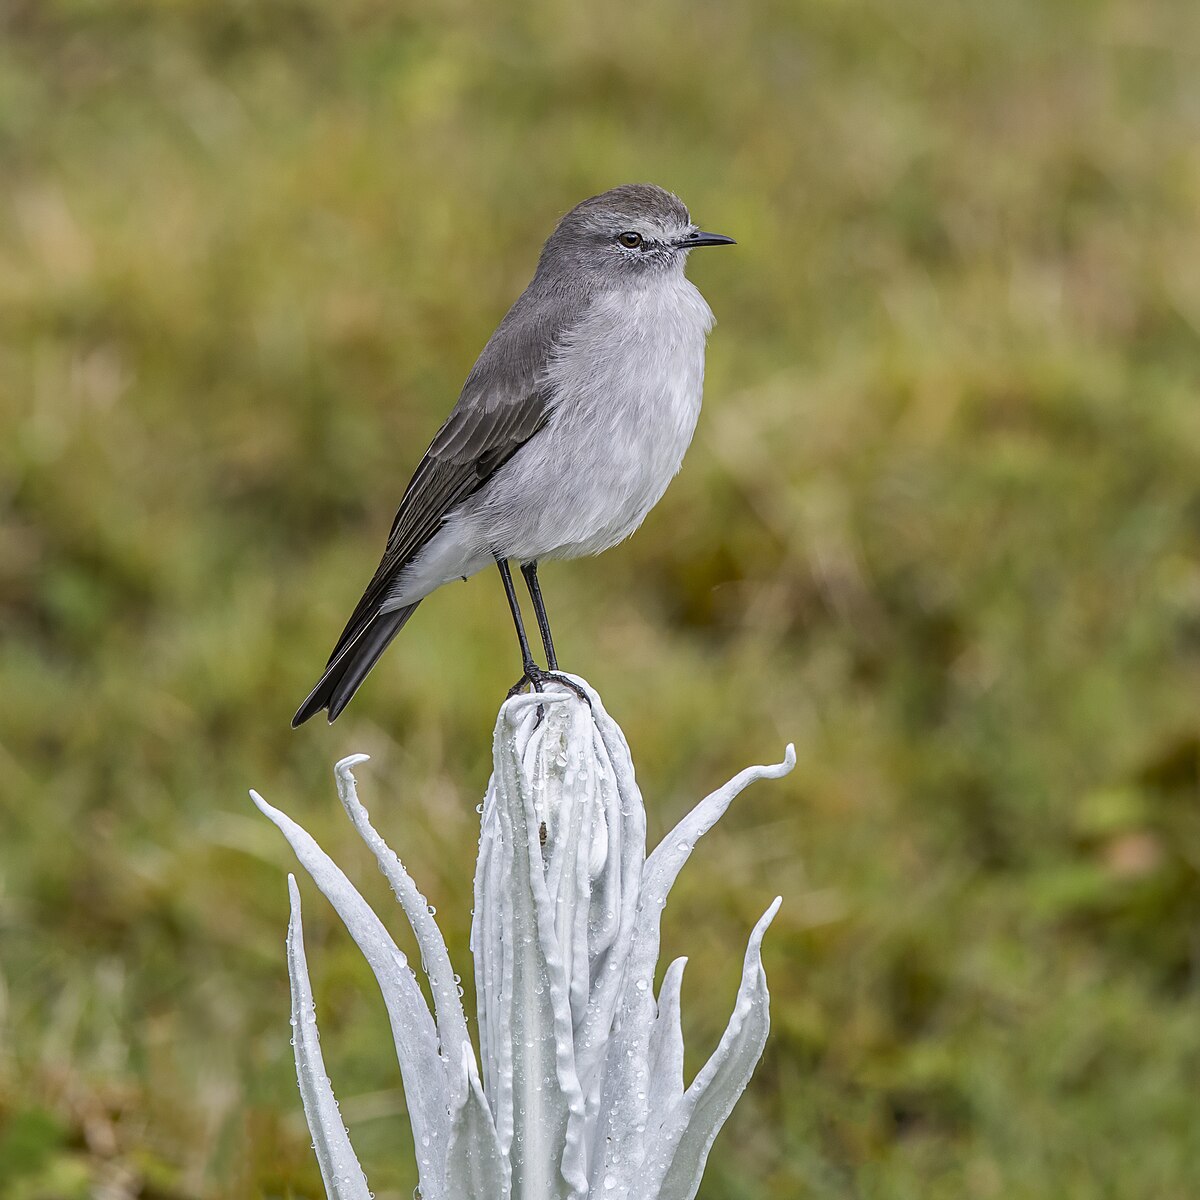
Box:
[498,559,591,706]
[519,561,591,706]
[496,558,543,695]
[521,560,558,670]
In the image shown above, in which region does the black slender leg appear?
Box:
[496,558,543,693]
[521,561,558,671]
[497,558,590,707]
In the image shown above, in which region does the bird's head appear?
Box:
[537,183,735,283]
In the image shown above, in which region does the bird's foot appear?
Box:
[507,657,546,698]
[506,676,540,700]
[506,665,592,707]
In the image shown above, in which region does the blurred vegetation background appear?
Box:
[2,0,1200,1195]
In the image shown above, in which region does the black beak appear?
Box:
[678,229,737,248]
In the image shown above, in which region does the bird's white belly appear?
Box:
[517,370,702,559]
[390,276,713,603]
[491,279,712,560]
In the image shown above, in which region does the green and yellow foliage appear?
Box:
[2,0,1199,1195]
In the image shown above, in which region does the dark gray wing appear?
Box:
[324,282,587,665]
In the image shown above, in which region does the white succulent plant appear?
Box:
[251,676,794,1200]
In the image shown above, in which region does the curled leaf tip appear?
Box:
[756,745,797,779]
[335,753,371,781]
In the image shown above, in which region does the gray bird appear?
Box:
[293,183,734,726]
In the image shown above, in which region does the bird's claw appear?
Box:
[507,673,542,699]
[507,666,592,708]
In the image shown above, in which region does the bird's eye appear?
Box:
[617,231,643,249]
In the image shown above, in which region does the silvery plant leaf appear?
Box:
[253,675,794,1199]
[334,752,472,1109]
[588,741,796,1198]
[476,693,590,1199]
[251,787,450,1195]
[444,1046,508,1200]
[285,875,372,1200]
[646,956,687,1142]
[642,898,781,1200]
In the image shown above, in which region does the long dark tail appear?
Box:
[291,604,420,727]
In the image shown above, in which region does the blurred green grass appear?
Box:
[2,0,1200,1195]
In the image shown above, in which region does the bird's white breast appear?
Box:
[501,272,715,560]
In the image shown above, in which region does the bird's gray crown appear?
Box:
[566,183,691,232]
[536,183,699,280]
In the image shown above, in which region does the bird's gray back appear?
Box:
[428,273,592,462]
[326,270,593,662]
